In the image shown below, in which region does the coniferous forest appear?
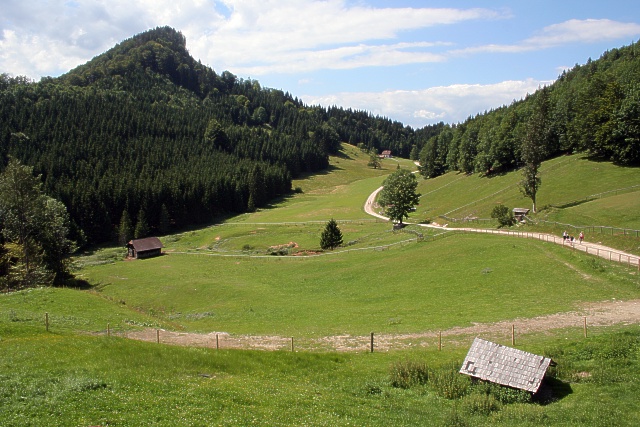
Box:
[0,27,430,245]
[1,26,639,249]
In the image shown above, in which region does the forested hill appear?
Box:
[418,40,640,179]
[0,27,436,245]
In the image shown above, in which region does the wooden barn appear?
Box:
[459,337,556,394]
[127,237,163,259]
[512,208,530,221]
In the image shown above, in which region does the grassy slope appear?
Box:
[79,234,639,336]
[414,154,640,229]
[2,144,640,426]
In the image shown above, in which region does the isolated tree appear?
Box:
[491,204,515,228]
[0,158,75,288]
[320,218,343,250]
[378,169,421,225]
[520,90,549,213]
[368,151,381,169]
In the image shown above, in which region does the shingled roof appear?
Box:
[129,237,163,252]
[459,338,555,393]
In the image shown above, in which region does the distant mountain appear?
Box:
[1,27,432,245]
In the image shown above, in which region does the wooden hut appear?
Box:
[512,208,530,221]
[459,337,555,394]
[127,237,163,259]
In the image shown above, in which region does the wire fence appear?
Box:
[172,229,456,259]
[532,219,640,238]
[452,227,640,267]
[15,308,635,353]
[548,184,640,209]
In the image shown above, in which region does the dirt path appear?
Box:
[363,186,640,267]
[123,299,640,352]
[120,187,640,352]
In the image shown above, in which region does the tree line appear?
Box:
[1,27,435,248]
[418,40,640,182]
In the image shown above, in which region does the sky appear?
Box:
[2,1,640,129]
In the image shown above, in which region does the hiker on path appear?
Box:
[579,231,584,244]
[563,230,568,241]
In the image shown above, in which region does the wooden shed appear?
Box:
[380,150,392,158]
[512,208,530,221]
[459,337,555,393]
[127,237,163,259]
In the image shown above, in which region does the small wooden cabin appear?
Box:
[380,150,392,158]
[127,237,163,259]
[512,208,530,221]
[459,337,555,394]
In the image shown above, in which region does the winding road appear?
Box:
[363,184,640,267]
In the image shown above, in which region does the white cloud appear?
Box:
[191,1,501,74]
[303,78,550,128]
[525,19,640,47]
[0,1,504,79]
[452,19,640,56]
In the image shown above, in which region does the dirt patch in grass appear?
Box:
[122,299,640,352]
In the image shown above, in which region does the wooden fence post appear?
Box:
[45,312,49,332]
[511,324,515,346]
[216,334,219,350]
[438,331,442,351]
[583,317,588,338]
[107,323,110,337]
[156,329,160,344]
[370,332,374,353]
[291,337,294,352]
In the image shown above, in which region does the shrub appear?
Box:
[389,359,429,389]
[462,393,500,415]
[472,381,532,404]
[491,204,516,228]
[430,365,469,399]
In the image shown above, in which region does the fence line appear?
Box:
[172,230,456,260]
[437,215,640,238]
[452,227,640,266]
[549,184,640,209]
[530,219,640,238]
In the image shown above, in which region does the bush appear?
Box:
[472,381,531,404]
[462,393,500,415]
[491,204,516,228]
[430,365,469,399]
[389,359,429,389]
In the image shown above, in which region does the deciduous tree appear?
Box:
[378,169,421,225]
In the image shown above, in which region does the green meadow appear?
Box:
[2,144,640,426]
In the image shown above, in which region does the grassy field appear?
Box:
[2,143,640,426]
[414,154,640,230]
[76,234,640,337]
[2,321,639,426]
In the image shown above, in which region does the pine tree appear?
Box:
[158,204,171,234]
[134,208,150,239]
[118,210,133,245]
[320,218,343,250]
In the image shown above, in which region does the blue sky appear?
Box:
[2,1,639,128]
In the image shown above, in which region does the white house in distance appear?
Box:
[379,150,392,158]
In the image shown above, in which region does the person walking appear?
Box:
[579,231,584,244]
